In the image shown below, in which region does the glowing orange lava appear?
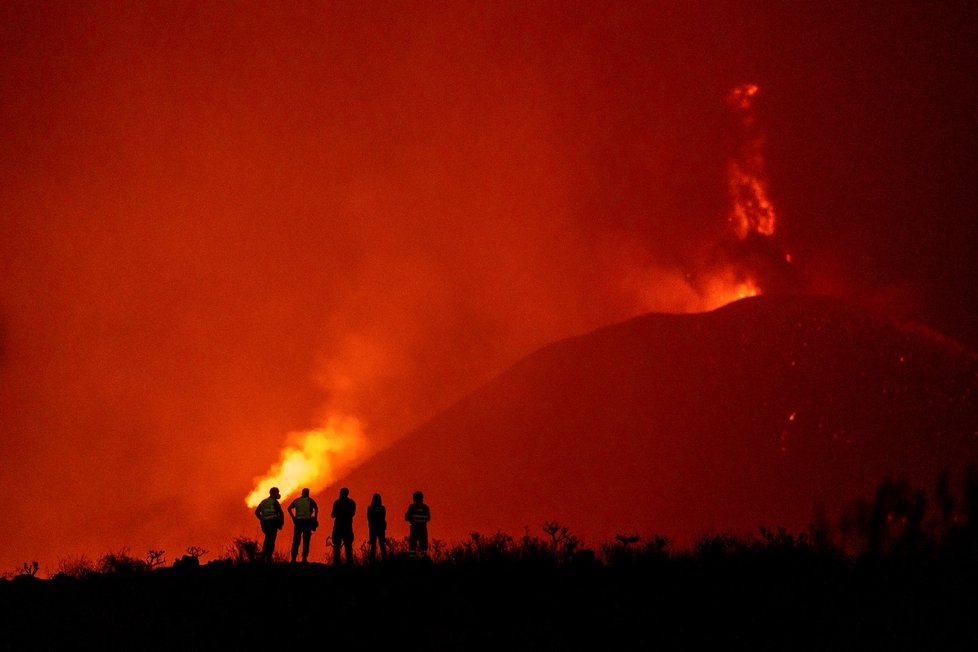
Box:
[245,415,367,507]
[726,83,778,241]
[698,271,762,311]
[682,83,782,310]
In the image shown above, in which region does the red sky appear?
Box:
[2,1,977,574]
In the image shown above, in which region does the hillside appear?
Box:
[334,294,978,547]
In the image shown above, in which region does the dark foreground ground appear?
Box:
[2,549,978,651]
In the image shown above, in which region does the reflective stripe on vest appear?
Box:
[409,508,429,523]
[293,496,312,519]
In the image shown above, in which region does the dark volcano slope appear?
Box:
[336,294,978,547]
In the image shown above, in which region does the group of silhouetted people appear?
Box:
[253,486,430,564]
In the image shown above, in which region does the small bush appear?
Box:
[601,533,642,565]
[97,549,148,574]
[692,532,746,560]
[226,536,260,565]
[510,532,556,564]
[542,521,580,562]
[184,546,208,561]
[56,555,95,579]
[145,549,167,569]
[459,531,513,563]
[2,561,39,580]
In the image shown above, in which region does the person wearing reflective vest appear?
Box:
[254,487,284,563]
[404,490,431,558]
[288,487,319,563]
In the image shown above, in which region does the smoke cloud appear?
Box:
[2,2,976,575]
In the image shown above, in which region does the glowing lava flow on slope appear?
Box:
[245,415,366,507]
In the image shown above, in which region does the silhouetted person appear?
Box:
[330,487,356,565]
[288,487,319,563]
[366,493,387,561]
[254,487,284,563]
[405,490,431,558]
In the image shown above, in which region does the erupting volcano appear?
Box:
[332,294,978,547]
[689,83,797,309]
[244,84,977,546]
[246,83,796,508]
[3,1,977,581]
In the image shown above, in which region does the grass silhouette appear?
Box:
[3,469,978,649]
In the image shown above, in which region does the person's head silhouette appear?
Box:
[339,487,349,498]
[413,490,423,503]
[372,493,382,506]
[301,488,310,497]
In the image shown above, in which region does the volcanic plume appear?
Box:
[246,81,792,505]
[332,294,978,548]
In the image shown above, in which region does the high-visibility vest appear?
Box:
[293,496,313,519]
[258,497,280,521]
[407,505,429,524]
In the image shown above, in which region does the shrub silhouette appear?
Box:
[510,530,554,564]
[460,531,513,563]
[600,533,672,565]
[184,546,208,561]
[226,536,260,565]
[14,466,978,581]
[836,465,978,562]
[542,521,579,562]
[8,471,978,651]
[15,561,38,578]
[54,554,95,580]
[96,549,151,574]
[145,549,167,570]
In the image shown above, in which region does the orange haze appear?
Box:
[246,80,779,505]
[2,2,977,576]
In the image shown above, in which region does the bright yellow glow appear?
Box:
[696,272,761,311]
[245,415,367,507]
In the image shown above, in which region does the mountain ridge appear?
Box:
[333,294,978,547]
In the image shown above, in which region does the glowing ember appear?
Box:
[726,83,758,111]
[245,415,367,507]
